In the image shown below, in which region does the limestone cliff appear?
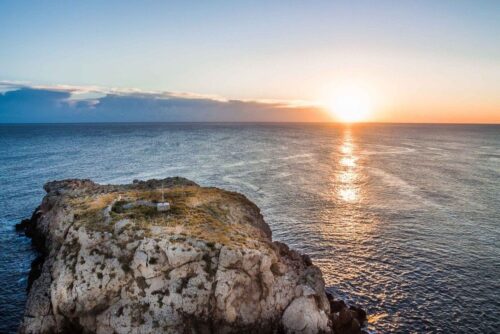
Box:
[17,178,366,334]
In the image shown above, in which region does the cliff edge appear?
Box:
[17,178,366,334]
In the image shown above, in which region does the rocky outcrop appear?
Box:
[17,177,366,334]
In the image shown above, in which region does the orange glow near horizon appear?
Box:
[320,84,377,123]
[311,77,500,124]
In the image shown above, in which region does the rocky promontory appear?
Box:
[17,177,366,334]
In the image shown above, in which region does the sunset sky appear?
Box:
[1,0,499,123]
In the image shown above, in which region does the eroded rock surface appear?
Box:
[18,177,364,334]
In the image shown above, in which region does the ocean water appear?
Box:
[0,123,499,333]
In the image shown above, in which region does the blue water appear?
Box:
[0,123,499,333]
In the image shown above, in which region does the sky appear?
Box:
[1,0,499,123]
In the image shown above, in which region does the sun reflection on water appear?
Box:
[340,156,357,168]
[338,170,356,183]
[339,187,357,202]
[340,143,353,154]
[337,129,360,203]
[308,126,382,333]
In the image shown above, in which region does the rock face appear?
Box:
[18,178,364,334]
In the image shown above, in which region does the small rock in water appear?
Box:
[350,305,368,324]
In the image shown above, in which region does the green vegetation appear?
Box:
[65,186,268,248]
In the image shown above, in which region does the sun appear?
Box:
[326,87,374,123]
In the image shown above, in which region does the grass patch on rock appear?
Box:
[64,186,269,248]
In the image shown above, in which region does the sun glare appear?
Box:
[326,87,374,123]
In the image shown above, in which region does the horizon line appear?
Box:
[1,121,499,126]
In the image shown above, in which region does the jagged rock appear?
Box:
[18,177,335,334]
[331,301,365,334]
[349,306,367,325]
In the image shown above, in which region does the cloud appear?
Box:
[0,82,329,123]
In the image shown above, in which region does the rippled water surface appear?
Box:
[0,123,499,333]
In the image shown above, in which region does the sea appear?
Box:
[0,123,499,333]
